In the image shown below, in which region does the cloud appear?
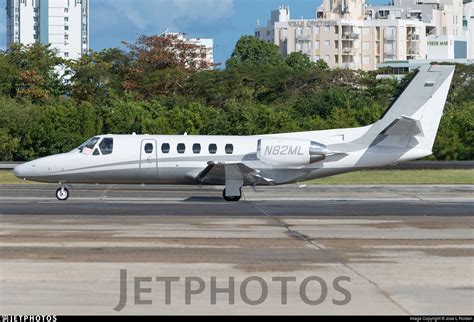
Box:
[92,0,234,35]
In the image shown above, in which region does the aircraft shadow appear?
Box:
[182,197,226,203]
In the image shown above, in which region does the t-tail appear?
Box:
[358,64,455,159]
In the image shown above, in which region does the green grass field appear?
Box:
[307,169,474,185]
[1,169,473,185]
[0,170,41,184]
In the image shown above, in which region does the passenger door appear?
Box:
[139,139,158,178]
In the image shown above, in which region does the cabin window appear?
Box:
[177,143,186,154]
[209,144,217,154]
[93,148,100,156]
[225,144,234,155]
[162,143,170,154]
[144,143,154,154]
[193,144,201,154]
[424,81,435,87]
[99,138,113,155]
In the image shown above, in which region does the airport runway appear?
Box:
[0,184,473,315]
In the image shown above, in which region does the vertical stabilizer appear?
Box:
[360,65,455,152]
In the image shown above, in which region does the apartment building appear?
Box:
[463,0,474,59]
[256,0,468,70]
[6,0,89,59]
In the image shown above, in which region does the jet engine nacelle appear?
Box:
[257,138,330,167]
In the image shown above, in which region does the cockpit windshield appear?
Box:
[77,137,100,155]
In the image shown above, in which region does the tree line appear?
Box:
[0,34,472,161]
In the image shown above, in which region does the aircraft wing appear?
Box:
[196,162,274,186]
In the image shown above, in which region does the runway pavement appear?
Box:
[0,184,473,315]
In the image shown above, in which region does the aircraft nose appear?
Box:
[13,162,35,179]
[13,164,24,178]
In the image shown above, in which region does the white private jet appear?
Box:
[14,65,455,201]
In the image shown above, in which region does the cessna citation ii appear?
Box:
[14,65,455,201]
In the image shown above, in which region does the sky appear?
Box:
[0,0,387,65]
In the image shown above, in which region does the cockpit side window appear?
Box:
[99,138,114,155]
[78,137,100,155]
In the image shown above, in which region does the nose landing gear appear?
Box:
[56,182,70,201]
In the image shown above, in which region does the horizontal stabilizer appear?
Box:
[370,116,424,148]
[383,116,424,137]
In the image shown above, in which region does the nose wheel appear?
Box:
[56,187,70,201]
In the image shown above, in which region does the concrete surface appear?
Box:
[0,184,473,315]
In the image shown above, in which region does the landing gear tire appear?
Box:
[223,188,242,202]
[56,188,70,201]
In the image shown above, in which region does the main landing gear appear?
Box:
[56,182,70,201]
[223,188,242,202]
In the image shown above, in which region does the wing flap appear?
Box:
[197,162,274,186]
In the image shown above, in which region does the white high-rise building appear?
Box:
[6,0,89,59]
[166,32,214,69]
